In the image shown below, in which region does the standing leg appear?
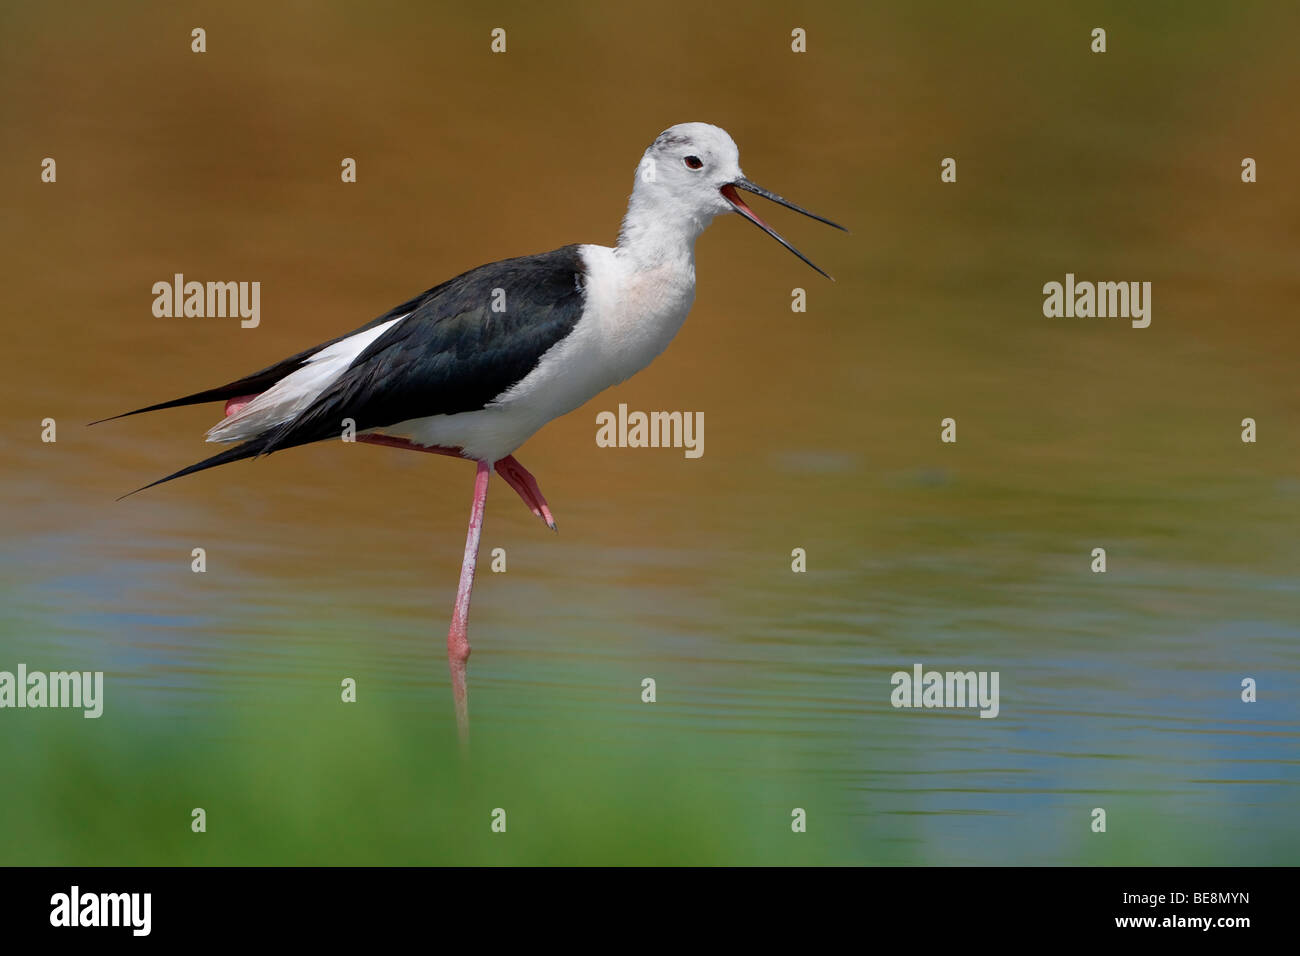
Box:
[448,459,491,745]
[354,437,558,741]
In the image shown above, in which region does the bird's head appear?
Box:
[624,122,846,278]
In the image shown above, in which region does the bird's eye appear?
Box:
[683,155,704,170]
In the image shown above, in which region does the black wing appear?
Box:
[259,244,588,454]
[91,283,462,424]
[118,245,589,495]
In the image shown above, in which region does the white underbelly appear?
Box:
[377,404,547,462]
[376,330,640,462]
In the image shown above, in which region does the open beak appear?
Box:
[720,178,847,280]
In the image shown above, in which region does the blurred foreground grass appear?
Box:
[0,645,859,866]
[2,632,1289,866]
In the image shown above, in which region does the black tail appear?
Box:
[117,436,277,500]
[92,327,373,492]
[87,377,289,426]
[88,389,241,426]
[85,340,337,426]
[92,374,292,498]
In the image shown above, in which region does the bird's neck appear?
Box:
[615,197,707,272]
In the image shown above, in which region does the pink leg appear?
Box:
[353,435,556,743]
[447,459,491,744]
[357,433,463,458]
[357,434,556,531]
[224,394,259,417]
[495,454,556,531]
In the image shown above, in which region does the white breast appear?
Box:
[502,245,695,403]
[384,243,697,462]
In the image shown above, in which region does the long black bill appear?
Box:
[720,177,847,280]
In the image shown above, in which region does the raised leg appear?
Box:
[357,434,557,531]
[448,459,491,744]
[356,433,463,458]
[495,454,556,531]
[224,394,259,417]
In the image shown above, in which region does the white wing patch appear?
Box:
[206,315,406,443]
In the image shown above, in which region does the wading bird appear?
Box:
[96,123,844,741]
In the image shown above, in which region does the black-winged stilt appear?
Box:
[96,122,845,741]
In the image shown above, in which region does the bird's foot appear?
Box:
[495,455,557,531]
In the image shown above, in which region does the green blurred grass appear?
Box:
[0,649,859,865]
[1,637,1286,866]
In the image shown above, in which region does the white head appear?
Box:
[618,122,845,277]
[632,123,744,225]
